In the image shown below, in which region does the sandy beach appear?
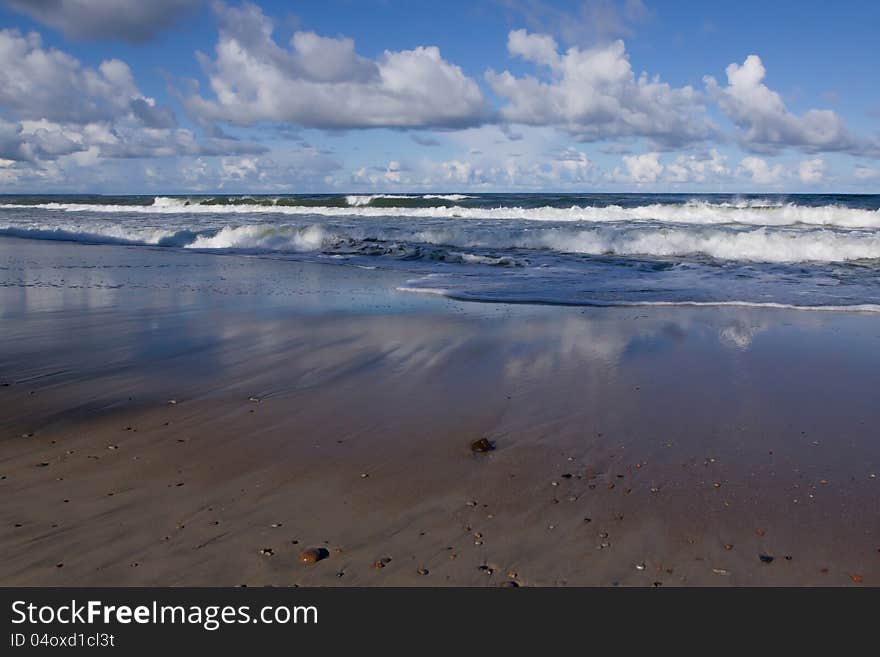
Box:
[1,235,878,587]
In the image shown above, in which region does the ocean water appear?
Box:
[2,193,880,310]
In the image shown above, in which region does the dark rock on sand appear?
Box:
[299,547,329,564]
[470,438,495,453]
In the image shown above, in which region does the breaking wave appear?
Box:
[2,192,879,310]
[1,219,879,264]
[1,196,879,228]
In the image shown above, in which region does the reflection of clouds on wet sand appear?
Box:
[719,320,767,350]
[0,236,864,394]
[501,315,636,381]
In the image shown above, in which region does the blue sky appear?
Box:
[0,0,878,193]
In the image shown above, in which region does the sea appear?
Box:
[2,193,880,310]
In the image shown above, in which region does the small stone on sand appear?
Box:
[470,438,495,453]
[299,547,329,564]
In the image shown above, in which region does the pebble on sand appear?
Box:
[299,547,329,564]
[470,438,495,453]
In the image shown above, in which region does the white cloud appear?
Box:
[0,118,87,161]
[665,149,729,183]
[798,158,826,184]
[706,55,873,156]
[486,30,713,148]
[854,165,880,180]
[1,0,203,43]
[185,2,490,130]
[0,28,264,168]
[737,156,784,184]
[617,152,663,183]
[0,30,142,124]
[344,127,597,191]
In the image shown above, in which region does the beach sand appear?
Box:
[1,236,878,586]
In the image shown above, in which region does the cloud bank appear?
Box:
[1,0,203,43]
[0,1,876,191]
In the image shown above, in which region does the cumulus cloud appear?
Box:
[798,158,826,184]
[737,156,784,184]
[346,133,596,190]
[184,2,490,130]
[0,30,144,124]
[705,55,875,156]
[486,30,713,149]
[614,152,663,183]
[665,149,729,183]
[1,0,203,43]
[433,150,594,188]
[0,28,264,167]
[0,118,87,161]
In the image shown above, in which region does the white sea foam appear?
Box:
[534,226,880,263]
[396,285,880,313]
[152,196,190,208]
[187,224,330,251]
[344,194,413,206]
[3,198,880,228]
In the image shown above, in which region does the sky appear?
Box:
[0,0,878,194]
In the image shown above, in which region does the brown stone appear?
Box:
[299,547,329,564]
[470,438,495,453]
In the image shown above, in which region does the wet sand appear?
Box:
[1,236,878,586]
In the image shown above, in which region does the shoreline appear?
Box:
[1,236,878,586]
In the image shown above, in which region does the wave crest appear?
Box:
[1,197,878,228]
